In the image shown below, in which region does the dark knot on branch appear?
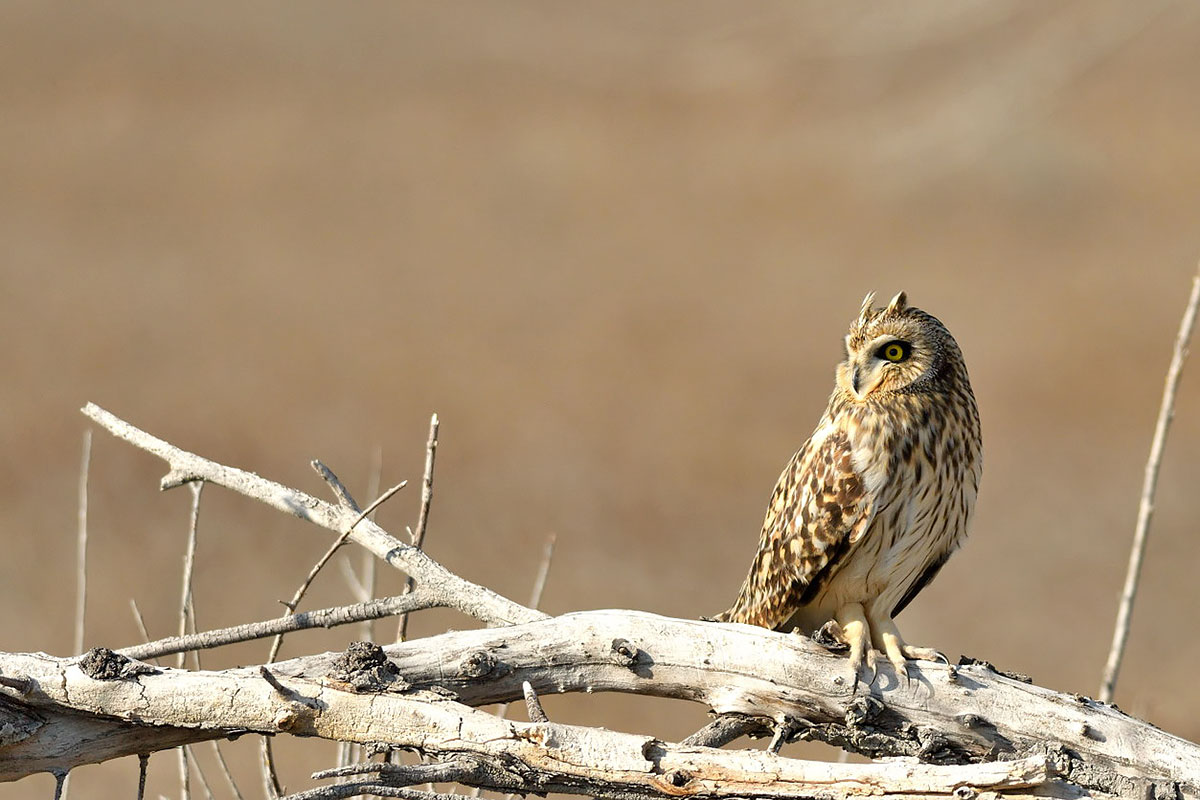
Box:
[78,648,158,681]
[327,641,405,692]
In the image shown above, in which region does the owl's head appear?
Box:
[835,291,963,401]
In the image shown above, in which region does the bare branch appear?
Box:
[178,481,204,668]
[312,758,477,785]
[681,715,769,748]
[81,403,542,627]
[209,739,246,800]
[312,459,362,512]
[412,413,439,549]
[522,680,549,723]
[119,593,436,661]
[360,444,384,642]
[1100,266,1200,703]
[303,752,1052,800]
[73,429,91,656]
[186,744,215,800]
[528,531,556,610]
[178,744,191,800]
[137,753,149,800]
[352,480,408,533]
[283,785,459,800]
[398,413,439,644]
[261,735,283,800]
[0,646,1062,798]
[177,481,205,798]
[2,612,1196,795]
[0,673,33,693]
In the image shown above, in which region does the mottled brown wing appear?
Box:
[714,428,873,630]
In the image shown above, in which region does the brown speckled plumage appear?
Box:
[715,291,982,678]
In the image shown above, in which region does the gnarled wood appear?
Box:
[0,404,1190,800]
[0,649,1055,798]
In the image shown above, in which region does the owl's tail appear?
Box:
[709,586,790,630]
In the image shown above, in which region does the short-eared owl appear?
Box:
[715,291,982,681]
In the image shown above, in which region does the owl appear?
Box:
[715,291,982,682]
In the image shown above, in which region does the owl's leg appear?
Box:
[833,602,876,686]
[867,613,945,681]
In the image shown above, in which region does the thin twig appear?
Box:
[178,744,191,800]
[73,429,91,655]
[187,745,216,800]
[178,482,205,668]
[362,445,384,642]
[120,593,436,661]
[129,599,153,646]
[313,759,475,784]
[312,459,362,512]
[209,740,245,800]
[527,532,556,610]
[0,673,32,694]
[412,414,439,549]
[345,447,386,772]
[351,481,408,532]
[177,481,204,800]
[681,715,771,748]
[338,558,369,603]
[398,414,439,643]
[128,599,164,666]
[522,681,549,723]
[266,476,407,663]
[137,754,149,800]
[1100,267,1200,703]
[261,736,283,799]
[283,785,462,800]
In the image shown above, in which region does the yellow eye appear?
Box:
[880,341,909,362]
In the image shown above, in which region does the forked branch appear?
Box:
[80,403,542,628]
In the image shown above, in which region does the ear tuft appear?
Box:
[885,291,908,314]
[858,292,876,323]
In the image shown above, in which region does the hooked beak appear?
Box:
[850,364,864,397]
[842,357,883,401]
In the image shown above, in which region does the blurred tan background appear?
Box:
[3,1,1200,796]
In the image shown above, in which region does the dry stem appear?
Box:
[1099,266,1200,703]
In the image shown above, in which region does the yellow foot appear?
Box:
[868,613,946,686]
[833,604,946,689]
[833,603,876,687]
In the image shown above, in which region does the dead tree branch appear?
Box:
[0,404,1191,799]
[0,646,1060,798]
[80,403,542,628]
[1,610,1196,796]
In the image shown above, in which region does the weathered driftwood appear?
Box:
[0,405,1194,799]
[1,611,1196,797]
[0,647,1050,798]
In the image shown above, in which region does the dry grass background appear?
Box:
[3,1,1200,797]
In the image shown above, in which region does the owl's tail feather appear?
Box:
[709,591,790,630]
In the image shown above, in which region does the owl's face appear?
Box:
[835,291,955,401]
